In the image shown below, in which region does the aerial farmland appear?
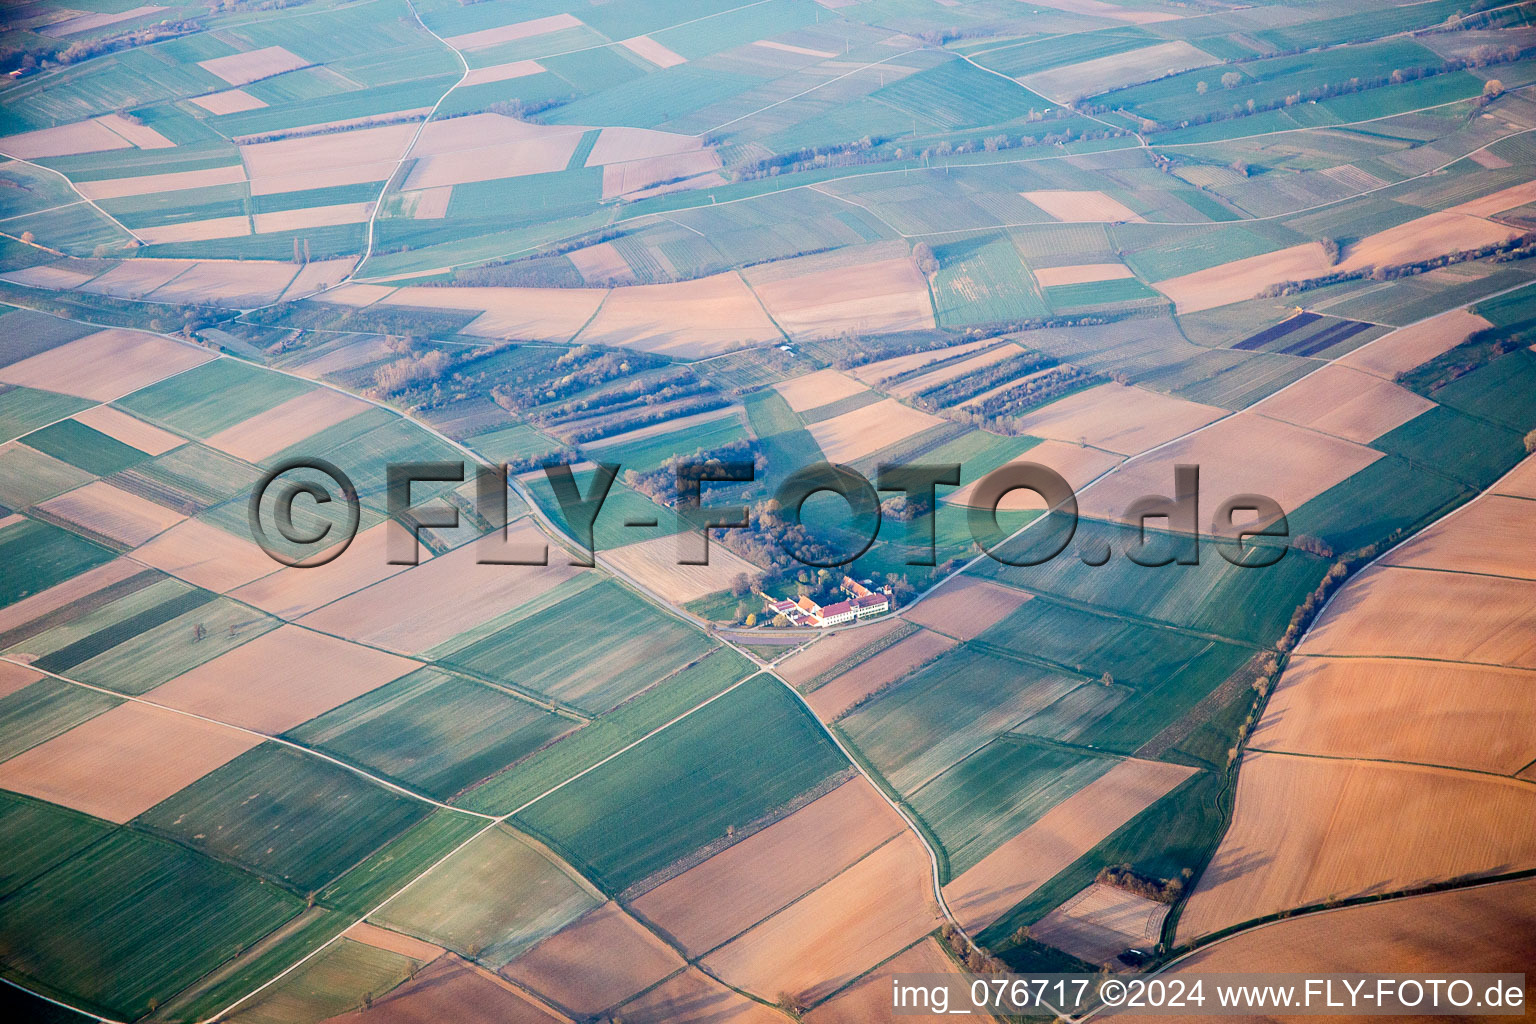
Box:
[1,0,1535,1020]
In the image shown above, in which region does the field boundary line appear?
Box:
[966,575,1266,650]
[0,199,87,224]
[1075,871,1536,1023]
[699,48,922,137]
[0,655,497,820]
[0,976,120,1024]
[766,665,981,951]
[951,47,1140,143]
[199,816,500,1023]
[676,829,911,961]
[353,0,471,279]
[806,181,907,237]
[499,669,767,818]
[1241,745,1536,785]
[0,149,144,246]
[1368,559,1536,584]
[735,269,792,344]
[1296,651,1536,674]
[563,286,614,345]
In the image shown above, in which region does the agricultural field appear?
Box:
[1180,453,1536,942]
[1106,877,1536,1020]
[2,0,1535,1017]
[514,675,850,894]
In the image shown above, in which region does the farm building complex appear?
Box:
[765,577,893,627]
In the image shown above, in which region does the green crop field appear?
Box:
[226,937,421,1024]
[973,30,1156,78]
[524,465,688,551]
[1100,39,1444,123]
[841,645,1081,794]
[1123,225,1291,282]
[458,646,756,813]
[117,360,312,440]
[1426,347,1536,435]
[585,413,749,471]
[110,443,257,515]
[21,419,150,477]
[319,810,486,917]
[742,387,826,496]
[1252,0,1472,50]
[37,143,242,184]
[1374,405,1527,491]
[440,578,718,713]
[1287,453,1471,554]
[0,519,115,610]
[514,674,847,893]
[968,515,1331,646]
[544,65,762,130]
[909,737,1118,880]
[6,204,132,257]
[1164,349,1317,410]
[0,828,300,1020]
[289,667,575,801]
[0,678,119,763]
[0,443,93,509]
[0,162,94,223]
[135,743,431,894]
[371,823,598,968]
[5,575,202,665]
[1046,278,1159,310]
[1474,282,1536,329]
[0,793,113,903]
[932,233,1048,326]
[462,422,562,465]
[102,184,250,229]
[922,428,1039,487]
[67,595,278,695]
[294,416,466,506]
[980,598,1259,753]
[0,563,275,696]
[199,490,388,567]
[874,58,1051,131]
[650,0,820,59]
[0,388,93,445]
